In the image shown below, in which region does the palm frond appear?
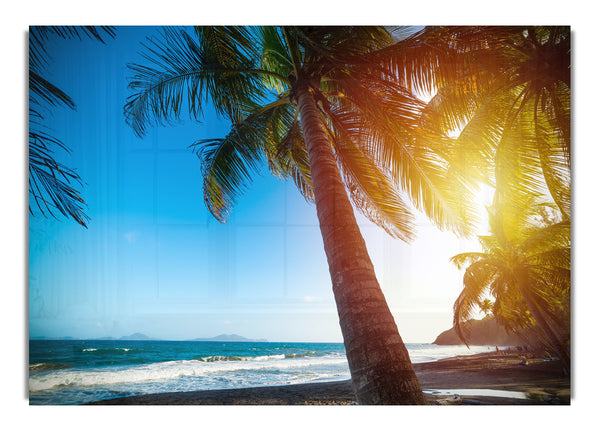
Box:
[453,259,498,345]
[29,130,89,227]
[125,27,289,137]
[424,88,512,186]
[29,26,116,72]
[453,187,570,355]
[373,26,512,96]
[328,70,478,237]
[190,99,293,221]
[493,126,551,237]
[28,26,115,227]
[536,251,571,273]
[520,220,570,253]
[299,26,394,63]
[193,26,261,67]
[326,108,416,241]
[449,252,488,269]
[531,94,571,219]
[29,71,75,112]
[259,27,294,92]
[270,111,314,202]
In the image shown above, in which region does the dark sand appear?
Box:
[88,351,570,405]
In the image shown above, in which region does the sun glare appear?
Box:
[473,183,495,234]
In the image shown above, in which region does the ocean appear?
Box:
[28,340,496,405]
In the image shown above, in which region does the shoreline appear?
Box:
[87,351,570,405]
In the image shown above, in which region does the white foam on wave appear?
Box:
[407,344,498,363]
[30,345,499,393]
[82,347,132,352]
[28,353,348,392]
[199,354,286,362]
[253,354,286,361]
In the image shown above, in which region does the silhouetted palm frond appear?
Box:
[29,25,115,227]
[28,128,89,227]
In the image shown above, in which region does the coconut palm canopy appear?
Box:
[451,199,570,369]
[407,26,570,221]
[124,26,478,242]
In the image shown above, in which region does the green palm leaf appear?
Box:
[268,109,314,202]
[125,27,288,137]
[191,99,289,221]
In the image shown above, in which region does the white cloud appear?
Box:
[123,231,139,243]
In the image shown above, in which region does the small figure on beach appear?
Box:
[495,346,499,353]
[519,355,528,366]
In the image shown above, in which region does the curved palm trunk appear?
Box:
[295,81,426,405]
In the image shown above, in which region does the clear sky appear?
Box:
[28,26,494,343]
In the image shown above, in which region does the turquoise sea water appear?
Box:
[28,340,495,405]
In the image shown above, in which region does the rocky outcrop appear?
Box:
[433,317,524,346]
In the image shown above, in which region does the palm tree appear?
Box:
[29,26,115,227]
[124,26,477,404]
[478,298,494,317]
[450,201,570,373]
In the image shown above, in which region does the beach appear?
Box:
[88,351,570,405]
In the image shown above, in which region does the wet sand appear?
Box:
[88,351,570,405]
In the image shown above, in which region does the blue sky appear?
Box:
[28,26,493,343]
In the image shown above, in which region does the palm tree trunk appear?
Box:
[295,80,426,405]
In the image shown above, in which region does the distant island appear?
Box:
[30,333,268,342]
[433,317,524,346]
[118,332,154,341]
[190,334,268,343]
